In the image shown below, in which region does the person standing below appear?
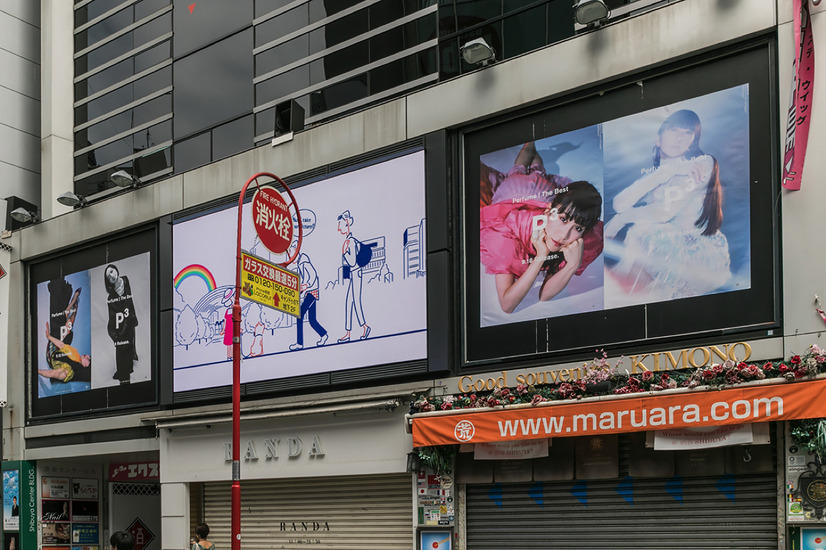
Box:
[289,250,328,350]
[336,210,370,342]
[110,531,135,550]
[191,523,214,550]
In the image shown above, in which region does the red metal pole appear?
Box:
[231,172,300,550]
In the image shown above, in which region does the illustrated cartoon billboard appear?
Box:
[172,150,427,392]
[463,46,777,364]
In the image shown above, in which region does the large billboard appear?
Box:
[172,150,427,393]
[463,45,777,364]
[29,230,157,418]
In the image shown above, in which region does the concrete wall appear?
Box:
[0,1,40,216]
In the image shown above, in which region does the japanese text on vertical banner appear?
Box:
[783,0,816,190]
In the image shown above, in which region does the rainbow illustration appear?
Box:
[174,264,217,292]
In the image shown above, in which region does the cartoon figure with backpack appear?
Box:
[337,210,373,342]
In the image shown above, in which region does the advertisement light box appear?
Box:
[463,45,777,364]
[172,150,427,392]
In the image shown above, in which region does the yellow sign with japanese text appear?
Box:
[240,251,300,318]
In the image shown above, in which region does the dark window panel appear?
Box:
[416,11,438,42]
[133,93,172,126]
[547,0,574,44]
[135,40,171,72]
[325,9,368,49]
[255,35,309,75]
[369,0,404,29]
[173,0,253,57]
[438,38,459,79]
[135,0,170,20]
[438,0,457,37]
[133,12,172,44]
[174,29,254,138]
[369,57,406,95]
[255,4,307,48]
[417,46,438,77]
[455,0,500,32]
[502,5,546,60]
[255,0,295,18]
[84,7,132,46]
[78,67,171,130]
[308,58,325,86]
[82,58,132,93]
[310,0,349,24]
[75,0,125,28]
[255,108,275,139]
[173,132,211,173]
[324,41,369,79]
[370,26,405,63]
[308,27,326,55]
[212,115,254,161]
[309,74,367,116]
[255,64,310,106]
[133,65,172,98]
[83,34,132,73]
[136,120,173,152]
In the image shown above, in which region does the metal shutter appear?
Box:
[466,472,778,549]
[203,473,413,549]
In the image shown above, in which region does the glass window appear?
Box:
[173,132,210,173]
[502,5,546,59]
[324,9,368,49]
[135,0,170,20]
[173,0,253,57]
[309,74,367,116]
[212,115,254,161]
[135,41,172,72]
[255,35,309,76]
[255,108,275,139]
[455,0,500,32]
[255,65,310,106]
[76,165,131,197]
[255,4,307,48]
[255,0,295,18]
[547,0,574,44]
[174,29,254,138]
[75,0,125,29]
[324,42,369,80]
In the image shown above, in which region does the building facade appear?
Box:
[3,0,826,549]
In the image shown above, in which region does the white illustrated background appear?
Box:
[172,151,427,392]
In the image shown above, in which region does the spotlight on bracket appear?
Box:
[460,37,496,67]
[110,170,141,189]
[57,191,88,208]
[574,0,610,26]
[10,207,39,224]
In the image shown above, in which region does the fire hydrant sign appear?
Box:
[240,251,300,317]
[252,186,293,254]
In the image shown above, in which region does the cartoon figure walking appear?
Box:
[289,249,328,350]
[337,210,371,342]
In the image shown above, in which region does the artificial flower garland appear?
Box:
[410,345,826,411]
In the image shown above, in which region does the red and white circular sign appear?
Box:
[251,186,293,254]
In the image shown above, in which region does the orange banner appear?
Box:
[411,378,826,447]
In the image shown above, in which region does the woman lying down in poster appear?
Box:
[480,141,603,315]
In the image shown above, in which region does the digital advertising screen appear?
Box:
[463,45,777,364]
[172,150,427,393]
[29,229,157,418]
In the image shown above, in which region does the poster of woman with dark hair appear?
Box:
[90,252,151,388]
[104,263,139,384]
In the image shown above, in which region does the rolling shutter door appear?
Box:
[466,472,778,549]
[203,473,413,549]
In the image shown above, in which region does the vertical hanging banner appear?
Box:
[0,242,11,408]
[783,0,816,190]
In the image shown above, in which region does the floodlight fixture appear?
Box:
[57,191,88,208]
[460,37,496,66]
[10,207,39,224]
[574,0,610,26]
[110,170,141,189]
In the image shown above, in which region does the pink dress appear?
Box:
[479,200,603,278]
[223,309,234,345]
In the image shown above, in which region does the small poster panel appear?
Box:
[41,499,70,522]
[2,469,19,530]
[71,478,99,500]
[71,500,99,522]
[42,477,70,499]
[72,523,100,544]
[801,527,826,550]
[42,523,71,544]
[4,533,20,550]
